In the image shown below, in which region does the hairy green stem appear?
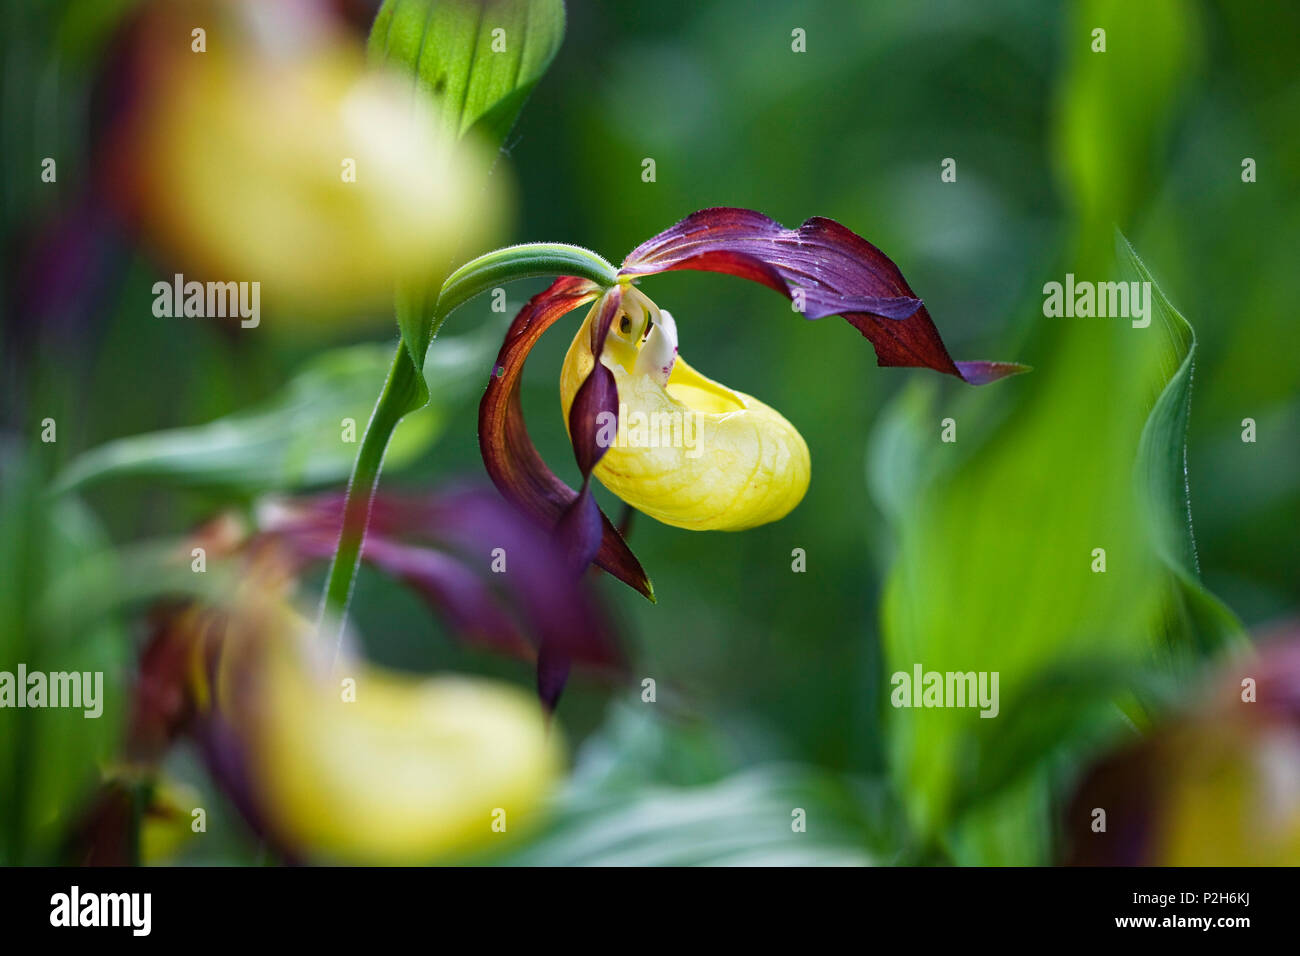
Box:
[316,345,421,656]
[316,243,618,655]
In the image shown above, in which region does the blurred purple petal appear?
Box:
[264,486,624,672]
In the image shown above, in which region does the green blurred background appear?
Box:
[3,0,1297,865]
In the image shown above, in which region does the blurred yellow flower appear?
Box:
[132,532,563,866]
[122,3,502,320]
[139,778,204,865]
[1067,633,1300,865]
[248,628,561,864]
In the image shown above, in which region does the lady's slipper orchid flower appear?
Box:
[480,208,1026,598]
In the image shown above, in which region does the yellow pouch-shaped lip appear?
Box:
[560,292,810,532]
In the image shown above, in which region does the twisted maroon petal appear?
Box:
[477,277,653,599]
[620,207,1027,385]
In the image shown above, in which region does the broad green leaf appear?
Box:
[370,0,565,147]
[55,329,496,495]
[369,0,566,394]
[871,378,1155,861]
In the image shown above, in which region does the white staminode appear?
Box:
[633,307,678,386]
[599,287,680,386]
[615,287,677,387]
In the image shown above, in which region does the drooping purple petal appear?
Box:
[554,289,624,596]
[567,343,620,478]
[356,537,533,659]
[402,487,624,671]
[267,504,529,657]
[954,361,1032,385]
[553,481,605,579]
[536,641,573,714]
[620,207,1027,385]
[262,487,625,672]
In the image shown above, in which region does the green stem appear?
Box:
[316,344,421,656]
[316,242,617,655]
[438,242,617,313]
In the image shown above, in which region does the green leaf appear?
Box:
[55,330,496,496]
[369,0,566,147]
[1121,233,1245,655]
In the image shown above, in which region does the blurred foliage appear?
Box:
[488,704,909,866]
[55,326,499,496]
[0,444,126,865]
[2,0,1297,865]
[868,0,1252,863]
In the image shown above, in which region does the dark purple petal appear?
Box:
[539,480,608,710]
[586,284,624,354]
[127,607,198,761]
[536,640,573,714]
[478,277,654,599]
[568,360,619,477]
[954,361,1033,385]
[552,289,625,605]
[425,486,623,709]
[620,207,1027,385]
[553,481,605,578]
[191,710,298,861]
[357,537,532,659]
[262,487,624,671]
[407,488,624,670]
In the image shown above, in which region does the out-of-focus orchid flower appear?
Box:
[249,627,561,864]
[107,0,502,320]
[129,553,562,863]
[480,208,1027,597]
[142,589,561,865]
[118,486,622,860]
[1065,625,1300,865]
